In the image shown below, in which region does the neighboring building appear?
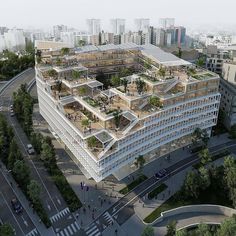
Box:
[90,35,100,46]
[4,29,26,51]
[175,26,186,46]
[35,42,220,182]
[53,25,68,40]
[110,19,125,35]
[86,19,101,35]
[100,32,114,45]
[60,32,75,47]
[0,27,8,35]
[134,18,150,33]
[159,18,175,29]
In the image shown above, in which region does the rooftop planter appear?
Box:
[83,97,99,107]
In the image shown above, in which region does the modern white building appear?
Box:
[53,25,68,40]
[86,19,101,35]
[110,19,125,35]
[60,32,75,47]
[134,18,150,33]
[35,42,220,182]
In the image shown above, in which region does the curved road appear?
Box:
[1,69,82,236]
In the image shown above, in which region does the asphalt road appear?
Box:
[82,140,236,236]
[0,69,82,236]
[0,169,40,236]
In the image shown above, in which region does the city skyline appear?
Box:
[1,0,236,30]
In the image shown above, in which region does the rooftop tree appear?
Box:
[135,78,146,95]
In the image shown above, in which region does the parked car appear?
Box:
[11,198,23,214]
[10,111,15,117]
[27,144,35,155]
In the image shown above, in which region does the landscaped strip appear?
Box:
[119,175,148,195]
[13,85,82,212]
[193,149,230,169]
[148,183,168,200]
[0,114,51,227]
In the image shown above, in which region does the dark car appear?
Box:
[11,198,23,214]
[155,169,168,179]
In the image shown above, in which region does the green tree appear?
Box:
[141,225,154,236]
[111,75,121,87]
[12,160,30,189]
[176,229,187,236]
[149,96,162,108]
[135,78,146,95]
[61,47,70,55]
[196,223,211,236]
[87,136,97,148]
[122,78,128,93]
[196,58,205,67]
[158,67,166,78]
[72,70,81,79]
[192,127,202,146]
[47,69,57,78]
[184,171,200,199]
[166,220,176,236]
[0,224,14,236]
[199,148,211,166]
[178,47,182,58]
[78,87,87,96]
[81,119,90,131]
[217,217,236,236]
[27,180,41,204]
[7,139,22,170]
[198,167,210,190]
[113,110,122,129]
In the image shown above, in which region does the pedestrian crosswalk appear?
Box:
[84,211,114,236]
[25,228,40,236]
[50,208,70,223]
[102,212,113,225]
[84,223,101,236]
[56,221,80,236]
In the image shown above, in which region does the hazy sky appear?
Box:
[1,0,236,30]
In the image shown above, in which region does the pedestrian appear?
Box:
[81,220,83,226]
[76,213,79,219]
[142,203,144,207]
[88,204,90,210]
[10,181,13,187]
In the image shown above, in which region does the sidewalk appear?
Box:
[0,161,55,236]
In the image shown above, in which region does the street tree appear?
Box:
[12,160,30,189]
[184,171,200,199]
[141,226,154,236]
[0,224,14,236]
[166,220,176,236]
[199,148,211,166]
[134,155,146,175]
[198,167,211,190]
[27,180,41,204]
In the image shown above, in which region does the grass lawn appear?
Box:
[119,175,148,195]
[148,183,168,200]
[144,167,232,223]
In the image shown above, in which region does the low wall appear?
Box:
[151,204,236,225]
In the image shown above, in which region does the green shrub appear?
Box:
[148,184,168,199]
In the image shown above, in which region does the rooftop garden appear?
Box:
[83,97,99,107]
[148,96,163,108]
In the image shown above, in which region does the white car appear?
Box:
[27,144,35,155]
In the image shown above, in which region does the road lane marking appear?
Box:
[0,192,25,235]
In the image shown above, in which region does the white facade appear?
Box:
[3,29,25,51]
[36,43,220,182]
[60,32,75,47]
[86,19,101,35]
[134,18,150,33]
[159,18,175,29]
[110,19,125,35]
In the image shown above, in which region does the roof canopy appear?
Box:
[87,81,103,89]
[95,131,113,144]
